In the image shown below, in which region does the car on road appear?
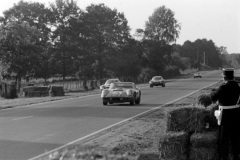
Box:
[101,82,141,105]
[149,76,165,87]
[194,73,202,78]
[100,78,120,91]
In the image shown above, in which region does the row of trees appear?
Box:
[0,0,229,90]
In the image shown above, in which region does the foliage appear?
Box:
[0,0,52,43]
[0,1,226,83]
[49,0,81,80]
[220,53,240,69]
[144,5,181,44]
[0,21,42,81]
[0,0,53,80]
[80,3,131,80]
[178,39,223,70]
[197,93,212,108]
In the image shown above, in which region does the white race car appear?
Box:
[194,73,202,78]
[101,82,141,105]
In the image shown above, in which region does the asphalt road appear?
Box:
[0,70,223,160]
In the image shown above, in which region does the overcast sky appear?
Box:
[0,0,239,53]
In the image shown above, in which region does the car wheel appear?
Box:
[135,97,141,104]
[162,83,165,87]
[150,85,153,88]
[103,102,108,105]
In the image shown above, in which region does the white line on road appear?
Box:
[12,116,32,121]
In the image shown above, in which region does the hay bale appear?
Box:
[23,86,49,97]
[166,106,210,133]
[190,132,218,160]
[22,86,49,92]
[49,86,64,97]
[158,131,188,160]
[197,93,212,108]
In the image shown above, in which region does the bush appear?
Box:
[197,93,213,107]
[0,82,18,99]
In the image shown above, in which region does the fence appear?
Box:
[20,76,151,93]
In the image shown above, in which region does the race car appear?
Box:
[100,78,120,91]
[149,76,165,87]
[101,82,141,105]
[194,73,202,78]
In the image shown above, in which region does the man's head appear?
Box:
[222,68,234,81]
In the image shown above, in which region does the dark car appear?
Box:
[149,76,165,87]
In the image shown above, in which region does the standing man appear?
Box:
[210,68,240,160]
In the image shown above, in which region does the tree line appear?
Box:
[0,0,234,89]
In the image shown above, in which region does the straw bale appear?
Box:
[166,106,211,133]
[190,132,218,160]
[49,86,64,96]
[23,86,49,92]
[158,131,188,160]
[23,86,49,97]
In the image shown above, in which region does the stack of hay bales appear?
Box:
[22,86,49,97]
[159,103,219,159]
[166,105,218,133]
[49,85,64,97]
[22,85,65,97]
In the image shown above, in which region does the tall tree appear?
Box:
[144,5,181,44]
[0,0,52,44]
[142,5,181,75]
[81,3,131,80]
[0,21,42,91]
[49,0,81,80]
[0,0,54,79]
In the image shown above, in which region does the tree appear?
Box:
[141,6,181,76]
[0,0,54,79]
[80,3,131,80]
[109,38,142,80]
[144,5,181,44]
[0,21,42,91]
[0,0,52,44]
[49,0,81,80]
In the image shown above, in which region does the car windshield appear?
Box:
[109,83,134,89]
[153,76,162,80]
[105,79,119,85]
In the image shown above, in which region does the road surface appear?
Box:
[0,70,223,160]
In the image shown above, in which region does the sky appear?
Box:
[0,0,239,53]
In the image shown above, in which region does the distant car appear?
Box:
[149,76,165,88]
[101,82,141,105]
[194,73,202,78]
[100,79,120,91]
